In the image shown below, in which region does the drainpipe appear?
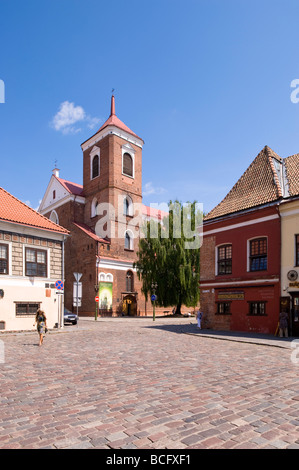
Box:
[276,202,282,329]
[60,235,67,329]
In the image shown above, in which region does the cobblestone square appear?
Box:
[0,318,298,449]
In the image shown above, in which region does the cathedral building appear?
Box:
[39,95,168,317]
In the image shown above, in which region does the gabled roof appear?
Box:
[204,146,284,221]
[55,176,84,196]
[0,187,69,234]
[81,95,144,145]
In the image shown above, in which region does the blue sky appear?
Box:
[1,0,299,214]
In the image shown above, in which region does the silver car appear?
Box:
[64,308,78,325]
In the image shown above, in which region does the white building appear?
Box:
[0,187,69,331]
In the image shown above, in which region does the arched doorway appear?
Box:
[122,294,137,316]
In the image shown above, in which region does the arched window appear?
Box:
[50,210,59,225]
[124,231,133,250]
[126,271,134,292]
[91,198,98,217]
[123,153,133,177]
[123,195,133,216]
[92,155,99,179]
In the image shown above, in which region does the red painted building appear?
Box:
[200,146,282,334]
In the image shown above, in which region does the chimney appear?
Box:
[52,168,60,178]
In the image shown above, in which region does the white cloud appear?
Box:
[143,182,167,196]
[51,101,101,134]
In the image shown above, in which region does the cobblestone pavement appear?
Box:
[0,317,298,449]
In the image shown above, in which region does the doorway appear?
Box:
[122,295,137,316]
[291,295,299,337]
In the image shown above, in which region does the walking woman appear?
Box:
[33,309,48,346]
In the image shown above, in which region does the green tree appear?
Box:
[134,200,201,315]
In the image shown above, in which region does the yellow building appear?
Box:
[279,198,299,337]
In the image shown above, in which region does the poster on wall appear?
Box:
[99,282,113,310]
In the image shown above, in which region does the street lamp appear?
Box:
[151,282,158,322]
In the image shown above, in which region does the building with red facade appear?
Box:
[200,145,290,334]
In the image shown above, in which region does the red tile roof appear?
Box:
[55,177,84,196]
[0,187,69,234]
[204,146,283,221]
[81,95,144,145]
[72,222,109,244]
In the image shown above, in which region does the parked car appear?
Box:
[64,308,78,325]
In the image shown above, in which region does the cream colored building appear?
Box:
[0,187,69,331]
[279,198,299,337]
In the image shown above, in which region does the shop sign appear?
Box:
[218,292,244,300]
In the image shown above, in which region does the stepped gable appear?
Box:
[204,146,283,221]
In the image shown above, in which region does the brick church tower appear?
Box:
[81,94,144,255]
[39,95,158,317]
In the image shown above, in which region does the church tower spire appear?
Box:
[110,93,115,116]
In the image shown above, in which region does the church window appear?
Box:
[123,153,133,177]
[91,198,98,217]
[50,210,59,225]
[123,195,133,216]
[124,231,133,250]
[92,155,99,179]
[126,271,134,292]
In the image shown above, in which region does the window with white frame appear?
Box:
[91,198,99,217]
[90,146,100,180]
[217,244,232,275]
[124,231,134,250]
[50,210,59,225]
[0,244,8,274]
[123,152,133,177]
[25,248,47,277]
[249,238,267,271]
[123,195,133,216]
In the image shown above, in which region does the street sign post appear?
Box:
[55,280,64,328]
[73,273,82,319]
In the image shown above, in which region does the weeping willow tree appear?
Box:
[134,200,202,315]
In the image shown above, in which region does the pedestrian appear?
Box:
[279,310,288,338]
[33,309,48,346]
[196,309,203,329]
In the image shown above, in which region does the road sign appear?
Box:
[95,296,99,302]
[151,294,157,302]
[73,272,82,282]
[55,280,64,290]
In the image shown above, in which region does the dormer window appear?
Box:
[123,153,133,177]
